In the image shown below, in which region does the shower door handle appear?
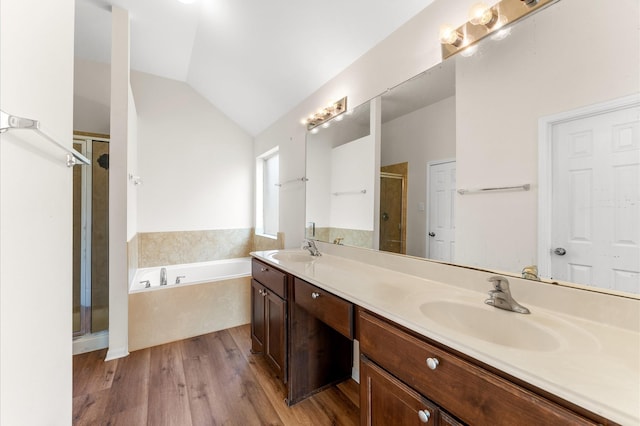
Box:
[428,232,435,237]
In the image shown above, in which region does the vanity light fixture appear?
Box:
[440,0,557,59]
[304,96,347,131]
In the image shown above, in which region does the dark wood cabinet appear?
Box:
[361,356,443,425]
[250,258,354,405]
[250,279,266,353]
[251,259,287,382]
[265,289,286,377]
[359,310,600,426]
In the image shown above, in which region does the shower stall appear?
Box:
[72,134,109,353]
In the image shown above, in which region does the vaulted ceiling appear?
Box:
[74,0,436,136]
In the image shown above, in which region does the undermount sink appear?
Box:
[419,300,560,352]
[269,251,316,263]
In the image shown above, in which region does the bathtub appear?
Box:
[130,257,251,292]
[128,257,252,351]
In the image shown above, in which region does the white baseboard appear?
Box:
[105,346,129,361]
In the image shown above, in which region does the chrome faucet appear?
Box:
[302,239,321,256]
[175,275,186,284]
[521,265,540,281]
[160,267,167,286]
[485,276,530,314]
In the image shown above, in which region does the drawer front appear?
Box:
[294,278,353,339]
[358,311,596,426]
[251,259,286,299]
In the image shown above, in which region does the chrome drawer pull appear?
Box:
[418,409,431,423]
[311,292,321,299]
[426,357,439,370]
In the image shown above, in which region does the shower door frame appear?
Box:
[73,138,93,338]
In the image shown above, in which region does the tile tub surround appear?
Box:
[314,227,373,248]
[136,229,284,268]
[127,233,139,285]
[128,276,251,351]
[253,231,285,252]
[252,247,640,425]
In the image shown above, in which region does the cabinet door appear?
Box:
[361,356,439,426]
[250,279,266,354]
[266,290,286,380]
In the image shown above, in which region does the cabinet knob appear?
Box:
[418,409,431,423]
[261,267,268,272]
[311,292,321,299]
[426,357,439,370]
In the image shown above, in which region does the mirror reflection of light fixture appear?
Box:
[305,97,347,130]
[440,0,557,59]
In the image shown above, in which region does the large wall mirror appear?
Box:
[306,0,639,296]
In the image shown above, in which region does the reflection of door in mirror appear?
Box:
[380,163,408,254]
[549,100,639,293]
[428,160,456,262]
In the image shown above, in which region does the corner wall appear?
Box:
[0,0,75,422]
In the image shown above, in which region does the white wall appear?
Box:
[107,6,133,361]
[254,0,469,249]
[382,96,456,257]
[74,57,111,135]
[131,71,254,233]
[455,0,640,272]
[0,0,74,423]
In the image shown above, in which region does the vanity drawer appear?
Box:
[294,278,353,339]
[358,311,596,426]
[251,259,286,299]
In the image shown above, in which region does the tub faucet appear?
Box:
[302,239,321,256]
[484,276,530,314]
[175,275,186,284]
[160,267,167,286]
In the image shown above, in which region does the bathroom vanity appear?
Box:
[251,257,353,404]
[250,247,639,425]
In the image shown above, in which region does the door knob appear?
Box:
[428,232,435,237]
[554,247,567,256]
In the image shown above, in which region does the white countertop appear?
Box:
[251,249,640,425]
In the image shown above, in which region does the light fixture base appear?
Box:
[441,0,558,59]
[306,97,348,131]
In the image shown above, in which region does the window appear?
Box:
[256,147,279,237]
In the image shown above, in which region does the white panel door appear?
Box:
[551,105,640,292]
[428,161,456,262]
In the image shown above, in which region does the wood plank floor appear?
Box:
[73,324,360,426]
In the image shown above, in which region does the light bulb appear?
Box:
[469,2,498,27]
[439,25,463,46]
